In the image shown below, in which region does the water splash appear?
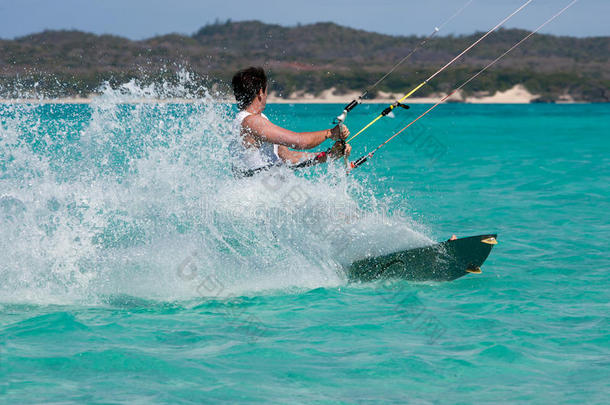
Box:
[0,74,431,304]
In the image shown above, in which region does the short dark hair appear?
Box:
[232,67,267,109]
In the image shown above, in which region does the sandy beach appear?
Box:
[267,85,546,104]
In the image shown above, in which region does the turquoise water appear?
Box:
[1,94,609,403]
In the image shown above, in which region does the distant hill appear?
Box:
[1,21,608,102]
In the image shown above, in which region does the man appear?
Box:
[231,67,351,176]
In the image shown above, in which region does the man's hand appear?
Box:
[328,141,352,160]
[329,124,350,141]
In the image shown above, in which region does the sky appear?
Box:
[0,0,607,40]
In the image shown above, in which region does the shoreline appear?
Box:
[0,85,588,105]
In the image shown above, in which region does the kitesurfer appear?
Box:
[231,67,351,177]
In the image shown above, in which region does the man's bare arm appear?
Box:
[276,146,316,164]
[277,143,352,165]
[243,114,348,150]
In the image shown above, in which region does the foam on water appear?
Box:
[0,76,431,304]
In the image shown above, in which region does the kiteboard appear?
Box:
[348,234,497,282]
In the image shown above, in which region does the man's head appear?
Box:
[232,67,268,110]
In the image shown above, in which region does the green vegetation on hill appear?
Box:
[0,21,608,101]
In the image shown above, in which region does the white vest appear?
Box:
[231,111,281,173]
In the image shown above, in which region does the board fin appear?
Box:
[481,237,498,245]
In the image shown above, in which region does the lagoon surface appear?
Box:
[1,99,609,403]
